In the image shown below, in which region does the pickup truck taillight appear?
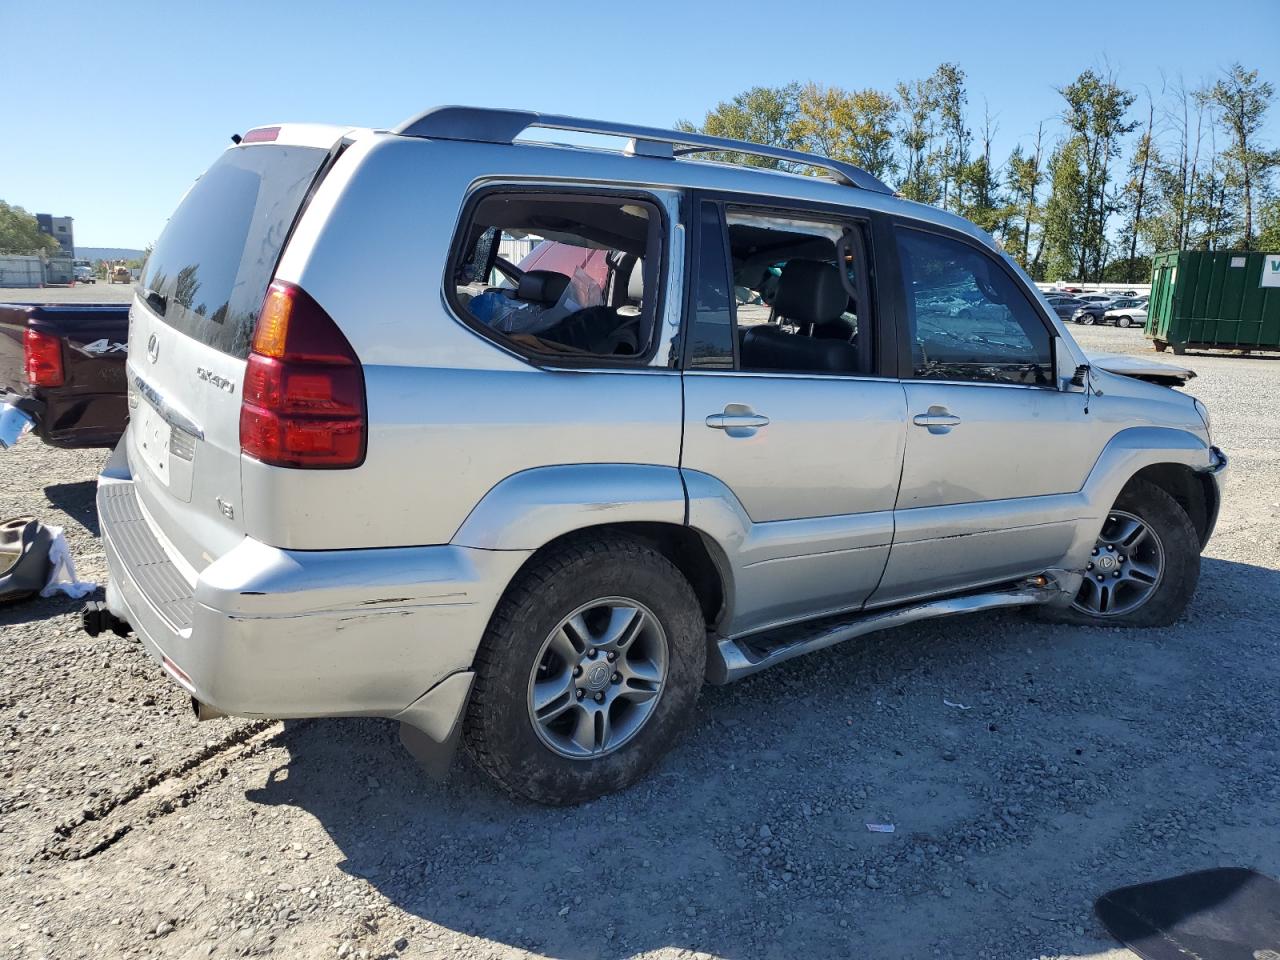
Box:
[24,329,64,387]
[239,281,366,468]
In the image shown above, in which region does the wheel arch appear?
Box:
[506,522,731,631]
[450,464,733,631]
[1123,462,1217,549]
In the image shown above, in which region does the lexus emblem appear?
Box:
[146,333,159,363]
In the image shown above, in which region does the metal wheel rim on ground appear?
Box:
[1072,509,1165,617]
[527,597,669,759]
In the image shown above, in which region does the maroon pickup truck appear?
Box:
[0,303,130,449]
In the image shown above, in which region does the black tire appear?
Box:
[464,535,705,805]
[1041,479,1200,628]
[1117,315,1131,328]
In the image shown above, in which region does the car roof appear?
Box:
[380,105,996,247]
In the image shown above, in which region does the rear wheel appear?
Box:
[464,536,705,804]
[1046,480,1200,627]
[1081,314,1095,326]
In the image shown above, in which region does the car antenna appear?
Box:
[231,134,242,145]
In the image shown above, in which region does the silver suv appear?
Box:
[92,107,1227,804]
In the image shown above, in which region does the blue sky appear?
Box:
[4,0,1277,249]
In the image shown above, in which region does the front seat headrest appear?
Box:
[773,260,847,326]
[516,270,571,304]
[626,265,644,304]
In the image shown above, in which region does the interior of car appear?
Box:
[724,211,871,375]
[454,194,658,360]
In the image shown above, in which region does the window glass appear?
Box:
[719,208,871,375]
[142,144,330,358]
[686,203,735,368]
[896,228,1052,386]
[452,194,660,361]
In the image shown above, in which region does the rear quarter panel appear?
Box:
[247,136,685,549]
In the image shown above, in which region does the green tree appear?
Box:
[791,83,898,180]
[1053,68,1137,278]
[1117,91,1157,277]
[1043,137,1087,281]
[0,202,61,256]
[1256,197,1280,250]
[678,84,803,169]
[1005,123,1047,276]
[895,75,940,203]
[931,63,970,212]
[958,108,1005,235]
[1207,63,1277,248]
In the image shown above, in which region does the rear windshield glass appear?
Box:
[141,143,329,358]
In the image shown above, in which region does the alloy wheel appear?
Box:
[1072,510,1165,617]
[527,598,669,759]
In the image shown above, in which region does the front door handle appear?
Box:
[706,404,770,437]
[912,405,961,434]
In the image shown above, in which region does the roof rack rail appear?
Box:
[392,105,893,195]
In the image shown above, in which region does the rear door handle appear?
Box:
[912,405,961,434]
[706,405,769,437]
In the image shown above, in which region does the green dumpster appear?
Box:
[1146,249,1280,354]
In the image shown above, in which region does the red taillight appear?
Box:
[24,329,64,387]
[239,282,366,468]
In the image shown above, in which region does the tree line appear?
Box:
[0,202,62,257]
[678,63,1279,282]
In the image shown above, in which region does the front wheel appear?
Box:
[1048,480,1200,627]
[1081,314,1095,326]
[464,536,705,804]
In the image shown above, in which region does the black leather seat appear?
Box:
[740,260,861,373]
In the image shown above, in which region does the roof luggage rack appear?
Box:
[392,105,893,194]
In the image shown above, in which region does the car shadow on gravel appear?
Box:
[243,555,1280,959]
[0,587,97,627]
[43,480,101,536]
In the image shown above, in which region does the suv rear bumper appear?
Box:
[97,441,530,740]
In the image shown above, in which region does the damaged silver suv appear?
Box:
[91,107,1226,804]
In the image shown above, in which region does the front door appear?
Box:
[678,199,907,636]
[870,224,1097,606]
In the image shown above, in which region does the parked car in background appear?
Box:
[1072,299,1119,324]
[0,302,130,448]
[74,264,96,284]
[1044,294,1088,321]
[1103,299,1149,328]
[88,107,1226,805]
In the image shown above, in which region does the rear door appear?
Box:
[127,135,335,571]
[679,198,907,636]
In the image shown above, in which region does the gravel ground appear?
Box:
[1,324,1277,960]
[0,284,136,304]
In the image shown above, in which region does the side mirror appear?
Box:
[1054,336,1084,391]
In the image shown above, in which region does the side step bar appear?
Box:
[706,581,1055,684]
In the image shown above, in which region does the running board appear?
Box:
[706,582,1053,684]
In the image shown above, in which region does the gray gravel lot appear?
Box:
[1,324,1277,959]
[0,284,135,304]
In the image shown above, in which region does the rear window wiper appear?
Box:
[142,288,168,317]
